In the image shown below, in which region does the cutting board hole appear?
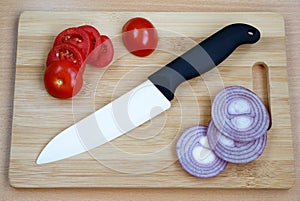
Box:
[248,31,254,36]
[252,62,272,129]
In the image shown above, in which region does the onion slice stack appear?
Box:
[176,125,228,178]
[176,86,270,178]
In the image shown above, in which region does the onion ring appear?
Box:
[211,86,270,142]
[207,121,267,163]
[176,125,227,178]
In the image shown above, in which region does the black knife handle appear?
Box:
[148,23,260,101]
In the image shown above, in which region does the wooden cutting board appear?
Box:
[9,11,295,188]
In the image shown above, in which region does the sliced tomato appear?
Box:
[78,25,102,50]
[53,27,92,57]
[86,35,114,68]
[46,43,85,68]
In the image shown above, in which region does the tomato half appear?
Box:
[122,17,158,57]
[53,27,92,57]
[78,25,102,50]
[44,60,83,99]
[86,35,114,68]
[46,43,85,68]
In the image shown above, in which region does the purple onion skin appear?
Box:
[176,125,227,178]
[207,121,267,164]
[211,86,270,142]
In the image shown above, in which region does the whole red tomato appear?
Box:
[122,17,158,57]
[44,60,83,99]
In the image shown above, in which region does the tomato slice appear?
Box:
[86,35,114,68]
[53,27,92,57]
[46,43,85,68]
[78,25,102,50]
[44,60,83,99]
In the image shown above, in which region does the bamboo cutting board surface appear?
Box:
[9,11,295,188]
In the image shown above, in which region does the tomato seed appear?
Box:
[101,44,107,53]
[64,35,71,41]
[75,38,82,43]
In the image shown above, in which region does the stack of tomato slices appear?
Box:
[44,25,114,99]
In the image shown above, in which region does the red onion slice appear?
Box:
[207,121,267,163]
[176,125,227,178]
[211,86,270,142]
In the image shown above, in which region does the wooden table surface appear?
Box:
[1,0,299,200]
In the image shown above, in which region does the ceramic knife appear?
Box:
[37,23,260,164]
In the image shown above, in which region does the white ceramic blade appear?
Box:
[36,80,171,164]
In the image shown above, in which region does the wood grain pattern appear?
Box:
[9,11,295,188]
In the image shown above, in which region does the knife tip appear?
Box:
[36,156,45,165]
[36,152,51,165]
